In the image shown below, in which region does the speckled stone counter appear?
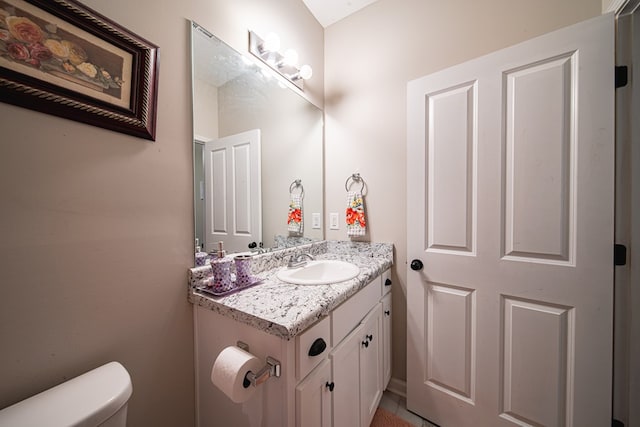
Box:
[188,241,393,340]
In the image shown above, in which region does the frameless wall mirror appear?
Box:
[191,22,324,257]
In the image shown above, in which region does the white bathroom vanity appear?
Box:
[188,241,393,427]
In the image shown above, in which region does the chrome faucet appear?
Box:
[287,253,315,268]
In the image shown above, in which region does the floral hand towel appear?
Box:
[287,193,303,234]
[346,191,366,236]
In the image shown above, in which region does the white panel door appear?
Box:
[407,14,614,427]
[204,129,261,253]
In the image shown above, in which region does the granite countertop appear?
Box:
[188,241,393,340]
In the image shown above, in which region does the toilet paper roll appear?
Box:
[211,346,262,403]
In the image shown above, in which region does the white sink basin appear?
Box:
[277,260,360,285]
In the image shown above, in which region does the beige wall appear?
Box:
[323,0,602,383]
[193,78,220,140]
[0,1,322,426]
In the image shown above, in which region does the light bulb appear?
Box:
[263,32,280,52]
[299,64,313,80]
[283,49,299,66]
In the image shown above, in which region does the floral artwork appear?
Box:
[0,1,129,104]
[346,191,366,236]
[0,0,158,140]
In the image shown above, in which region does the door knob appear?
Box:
[410,259,424,271]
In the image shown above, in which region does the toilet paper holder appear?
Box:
[237,341,281,388]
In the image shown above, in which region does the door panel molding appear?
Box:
[426,282,476,403]
[425,81,478,256]
[502,53,577,265]
[500,296,574,427]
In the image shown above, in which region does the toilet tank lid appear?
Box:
[0,361,132,426]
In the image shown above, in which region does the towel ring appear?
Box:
[290,179,304,197]
[345,173,365,193]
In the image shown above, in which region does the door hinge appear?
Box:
[614,244,627,266]
[615,66,628,88]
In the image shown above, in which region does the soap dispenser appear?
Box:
[195,245,210,266]
[210,241,233,292]
[194,238,210,266]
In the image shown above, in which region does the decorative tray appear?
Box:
[195,276,264,297]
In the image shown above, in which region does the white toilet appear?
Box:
[0,361,132,427]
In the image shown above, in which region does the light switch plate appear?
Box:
[312,213,321,229]
[329,212,339,230]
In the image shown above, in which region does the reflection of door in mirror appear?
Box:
[201,130,261,253]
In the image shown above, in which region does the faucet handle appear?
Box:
[287,255,299,268]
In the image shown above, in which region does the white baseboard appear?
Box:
[386,377,407,398]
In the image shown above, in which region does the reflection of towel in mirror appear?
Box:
[346,191,366,237]
[287,194,303,234]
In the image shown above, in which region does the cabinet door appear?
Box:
[381,293,392,389]
[359,304,383,427]
[330,322,363,427]
[296,359,332,427]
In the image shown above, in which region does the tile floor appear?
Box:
[378,390,439,427]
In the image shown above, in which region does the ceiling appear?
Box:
[302,0,381,27]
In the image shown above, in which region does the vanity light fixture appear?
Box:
[248,30,313,90]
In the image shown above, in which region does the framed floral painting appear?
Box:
[0,0,159,140]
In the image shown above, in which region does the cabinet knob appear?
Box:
[384,310,390,316]
[362,340,369,348]
[367,334,373,342]
[325,381,335,392]
[385,278,392,286]
[308,338,327,357]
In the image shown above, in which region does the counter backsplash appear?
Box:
[188,240,393,289]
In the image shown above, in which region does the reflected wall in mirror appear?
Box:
[191,22,324,256]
